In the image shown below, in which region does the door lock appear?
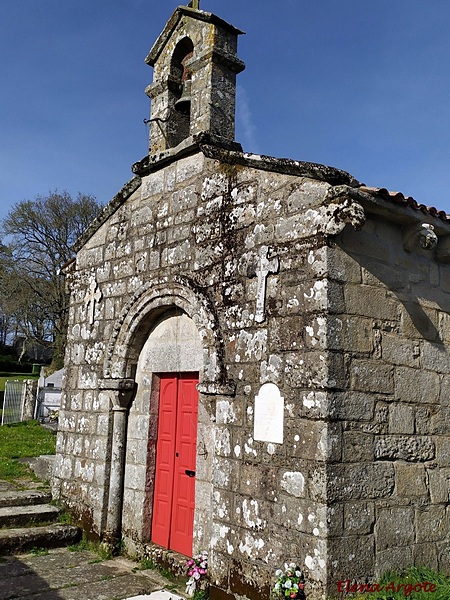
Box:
[185,470,196,478]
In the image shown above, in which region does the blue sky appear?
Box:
[2,0,450,222]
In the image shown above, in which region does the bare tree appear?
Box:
[0,191,103,368]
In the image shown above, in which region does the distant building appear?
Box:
[54,3,450,599]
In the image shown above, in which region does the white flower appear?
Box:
[289,562,296,569]
[275,569,283,577]
[295,570,302,577]
[284,581,292,589]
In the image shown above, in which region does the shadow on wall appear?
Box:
[337,226,447,344]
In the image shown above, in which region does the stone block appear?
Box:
[381,334,421,368]
[327,463,394,502]
[422,341,450,373]
[437,540,450,572]
[375,546,413,577]
[395,367,439,404]
[427,468,450,503]
[343,501,375,535]
[286,419,329,462]
[325,315,373,353]
[416,506,448,543]
[400,303,440,342]
[176,154,204,183]
[389,403,414,434]
[436,436,450,466]
[329,392,375,422]
[286,180,329,213]
[395,463,427,497]
[413,543,438,570]
[344,285,398,321]
[362,261,406,291]
[439,375,450,405]
[341,223,392,262]
[375,507,414,550]
[342,431,374,462]
[328,246,362,283]
[213,457,240,492]
[274,497,329,538]
[350,359,394,394]
[328,535,375,582]
[327,503,344,537]
[375,436,435,462]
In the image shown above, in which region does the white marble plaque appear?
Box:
[254,383,284,444]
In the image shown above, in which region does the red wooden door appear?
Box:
[151,373,198,556]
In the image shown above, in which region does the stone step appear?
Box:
[0,524,81,554]
[0,490,52,509]
[0,504,60,528]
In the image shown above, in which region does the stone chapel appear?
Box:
[54,3,450,599]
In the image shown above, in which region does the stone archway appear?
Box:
[122,309,204,551]
[100,277,235,553]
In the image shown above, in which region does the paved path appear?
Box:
[0,547,185,600]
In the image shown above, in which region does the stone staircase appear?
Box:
[0,486,81,554]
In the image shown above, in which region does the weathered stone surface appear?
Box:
[0,504,60,529]
[0,525,81,554]
[395,367,440,404]
[417,507,449,543]
[375,436,435,461]
[328,535,374,581]
[389,403,415,434]
[395,463,427,497]
[375,545,413,577]
[350,359,394,394]
[427,467,450,503]
[327,463,395,502]
[343,501,374,535]
[375,507,415,549]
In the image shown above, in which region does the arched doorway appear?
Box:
[121,310,203,556]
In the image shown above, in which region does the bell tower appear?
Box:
[144,1,245,156]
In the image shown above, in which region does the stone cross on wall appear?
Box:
[84,278,102,325]
[255,246,279,323]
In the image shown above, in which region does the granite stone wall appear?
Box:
[53,145,450,600]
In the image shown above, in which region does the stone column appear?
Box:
[99,378,136,551]
[104,405,128,546]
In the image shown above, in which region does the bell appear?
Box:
[174,80,192,115]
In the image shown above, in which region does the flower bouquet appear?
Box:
[273,563,305,599]
[185,551,208,597]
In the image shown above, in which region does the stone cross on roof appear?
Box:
[188,0,200,9]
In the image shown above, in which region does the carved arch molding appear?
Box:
[101,275,235,397]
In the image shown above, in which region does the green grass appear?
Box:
[0,420,56,481]
[344,566,450,600]
[68,534,112,560]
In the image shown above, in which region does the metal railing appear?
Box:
[1,380,26,425]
